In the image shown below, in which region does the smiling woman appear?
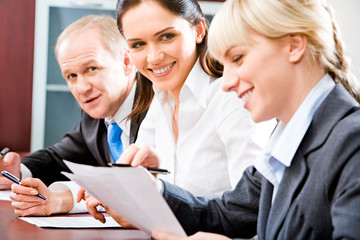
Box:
[112,0,276,198]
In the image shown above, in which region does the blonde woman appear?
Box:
[149,0,360,239]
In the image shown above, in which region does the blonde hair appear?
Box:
[208,0,360,102]
[55,15,128,62]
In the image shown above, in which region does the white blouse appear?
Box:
[136,60,276,198]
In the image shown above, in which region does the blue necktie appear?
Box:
[107,122,123,162]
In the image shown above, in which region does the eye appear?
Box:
[88,66,97,72]
[232,55,243,64]
[130,41,145,49]
[160,33,175,41]
[67,73,77,81]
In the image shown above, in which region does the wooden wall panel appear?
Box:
[0,0,35,152]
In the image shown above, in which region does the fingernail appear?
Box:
[30,190,37,195]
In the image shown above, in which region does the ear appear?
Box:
[122,50,134,75]
[288,34,307,63]
[195,18,206,44]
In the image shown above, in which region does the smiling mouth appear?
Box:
[240,89,253,102]
[151,62,175,75]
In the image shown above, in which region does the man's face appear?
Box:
[57,27,132,119]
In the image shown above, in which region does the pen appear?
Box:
[108,163,170,175]
[1,170,47,200]
[0,147,10,159]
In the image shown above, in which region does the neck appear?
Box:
[108,75,136,120]
[280,60,326,125]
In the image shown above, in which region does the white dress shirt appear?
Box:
[254,74,335,203]
[137,60,276,198]
[104,82,137,160]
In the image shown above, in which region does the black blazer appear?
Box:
[22,85,147,186]
[162,84,360,239]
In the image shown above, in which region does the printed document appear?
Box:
[62,160,186,237]
[20,215,122,228]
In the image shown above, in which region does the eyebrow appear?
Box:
[61,59,98,75]
[126,27,175,43]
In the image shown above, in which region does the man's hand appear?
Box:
[0,152,21,189]
[10,177,73,216]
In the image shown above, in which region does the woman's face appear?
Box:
[121,1,205,96]
[221,32,297,124]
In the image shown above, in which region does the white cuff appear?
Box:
[20,163,33,180]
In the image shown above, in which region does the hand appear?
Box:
[0,152,21,189]
[10,177,73,216]
[77,188,136,228]
[117,144,160,168]
[152,231,231,240]
[79,190,107,224]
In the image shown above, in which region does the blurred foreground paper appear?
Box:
[62,160,186,237]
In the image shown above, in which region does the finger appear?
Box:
[9,191,44,203]
[132,145,159,167]
[11,199,43,210]
[11,182,39,196]
[117,144,139,164]
[13,204,44,217]
[21,178,46,191]
[11,178,46,199]
[86,198,106,223]
[76,188,86,203]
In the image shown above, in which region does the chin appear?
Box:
[86,110,105,120]
[249,112,263,123]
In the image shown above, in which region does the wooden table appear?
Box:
[0,200,150,240]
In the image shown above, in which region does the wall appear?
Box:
[0,0,35,152]
[327,0,360,81]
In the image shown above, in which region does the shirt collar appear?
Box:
[105,82,136,135]
[271,74,335,166]
[153,59,212,109]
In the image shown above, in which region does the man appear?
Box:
[0,15,148,215]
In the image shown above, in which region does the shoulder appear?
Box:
[331,106,360,143]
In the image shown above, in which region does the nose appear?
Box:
[75,75,92,95]
[146,44,164,64]
[221,66,239,93]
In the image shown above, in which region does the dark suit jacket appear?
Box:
[162,84,360,239]
[22,85,147,186]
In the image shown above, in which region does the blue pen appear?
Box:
[1,170,47,200]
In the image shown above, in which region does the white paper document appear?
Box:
[0,190,11,201]
[62,160,186,237]
[20,215,122,228]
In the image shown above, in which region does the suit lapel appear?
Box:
[265,150,308,239]
[258,179,273,240]
[261,84,357,239]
